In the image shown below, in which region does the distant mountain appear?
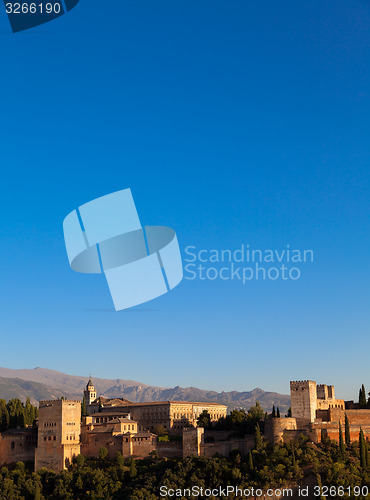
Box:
[0,367,290,413]
[0,376,70,405]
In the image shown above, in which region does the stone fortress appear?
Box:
[265,380,370,444]
[1,379,370,472]
[0,379,227,472]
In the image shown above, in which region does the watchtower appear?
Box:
[35,399,81,472]
[290,380,317,426]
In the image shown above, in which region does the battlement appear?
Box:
[39,400,81,408]
[290,380,316,386]
[317,384,335,400]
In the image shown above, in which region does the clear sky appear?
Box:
[0,0,369,401]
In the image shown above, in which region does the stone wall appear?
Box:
[264,418,297,445]
[0,428,37,466]
[203,436,255,457]
[183,427,204,457]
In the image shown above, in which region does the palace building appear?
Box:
[85,380,227,433]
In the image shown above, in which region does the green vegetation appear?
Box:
[81,396,88,418]
[215,402,265,436]
[345,414,351,447]
[1,431,370,499]
[0,398,38,431]
[196,410,211,429]
[359,385,367,408]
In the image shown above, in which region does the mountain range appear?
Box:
[0,367,291,413]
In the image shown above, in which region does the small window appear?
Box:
[11,441,15,449]
[54,436,56,441]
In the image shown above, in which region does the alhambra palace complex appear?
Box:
[1,379,370,472]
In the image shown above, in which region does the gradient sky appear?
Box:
[0,0,369,401]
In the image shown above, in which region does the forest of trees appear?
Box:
[0,431,370,499]
[0,398,38,431]
[1,398,370,498]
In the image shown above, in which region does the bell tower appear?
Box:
[84,378,96,405]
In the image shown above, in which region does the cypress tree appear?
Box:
[359,385,367,407]
[339,422,345,457]
[18,411,26,429]
[1,408,9,431]
[271,405,276,418]
[359,428,366,468]
[255,423,263,451]
[130,458,137,479]
[277,407,280,418]
[292,446,297,467]
[316,474,326,500]
[81,396,88,418]
[320,429,326,444]
[248,451,254,470]
[344,414,350,446]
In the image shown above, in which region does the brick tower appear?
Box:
[35,400,81,472]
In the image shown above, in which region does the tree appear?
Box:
[18,411,26,428]
[292,446,296,467]
[248,451,254,470]
[153,425,167,436]
[316,474,326,500]
[254,423,263,451]
[338,422,345,457]
[344,414,350,446]
[98,397,103,413]
[99,446,108,460]
[271,405,276,418]
[81,396,88,418]
[25,398,35,426]
[130,458,137,479]
[115,451,124,468]
[359,385,367,408]
[276,407,280,418]
[286,407,292,418]
[197,410,211,429]
[0,400,9,432]
[359,428,366,468]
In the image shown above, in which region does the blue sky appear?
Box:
[0,0,369,400]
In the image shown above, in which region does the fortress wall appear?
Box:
[157,441,182,458]
[0,431,37,466]
[202,436,255,457]
[265,418,297,445]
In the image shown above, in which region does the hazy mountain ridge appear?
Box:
[0,377,71,405]
[0,367,290,412]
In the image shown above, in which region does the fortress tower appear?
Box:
[84,379,97,406]
[35,400,81,472]
[290,380,317,426]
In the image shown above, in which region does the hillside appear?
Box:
[0,376,71,405]
[0,367,291,412]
